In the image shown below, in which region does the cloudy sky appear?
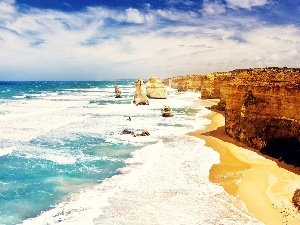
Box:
[0,0,299,80]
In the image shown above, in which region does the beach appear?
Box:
[189,99,300,225]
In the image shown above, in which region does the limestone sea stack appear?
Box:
[114,84,122,98]
[133,78,149,105]
[146,77,167,99]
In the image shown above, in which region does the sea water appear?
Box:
[0,81,262,225]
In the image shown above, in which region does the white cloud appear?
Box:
[0,4,299,80]
[226,0,269,9]
[202,1,226,15]
[0,0,17,21]
[125,8,146,23]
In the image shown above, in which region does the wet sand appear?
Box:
[189,100,300,225]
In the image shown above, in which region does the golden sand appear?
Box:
[188,101,300,225]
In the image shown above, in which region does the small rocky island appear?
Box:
[161,106,174,117]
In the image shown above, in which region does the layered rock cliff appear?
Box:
[225,68,300,151]
[164,67,300,166]
[163,72,236,100]
[163,75,202,92]
[146,77,167,99]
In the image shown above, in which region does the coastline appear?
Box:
[19,94,300,225]
[189,99,300,225]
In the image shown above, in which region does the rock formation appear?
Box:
[161,105,174,117]
[134,129,150,137]
[164,67,300,166]
[293,189,300,211]
[146,77,167,99]
[162,72,236,99]
[225,68,300,152]
[163,75,203,92]
[114,84,122,98]
[120,129,150,137]
[133,78,149,105]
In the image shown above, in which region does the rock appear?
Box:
[163,75,203,92]
[224,68,300,151]
[114,84,122,98]
[134,129,150,137]
[293,189,300,211]
[161,105,174,117]
[164,67,300,166]
[162,72,236,100]
[121,129,135,135]
[133,78,149,105]
[146,77,167,99]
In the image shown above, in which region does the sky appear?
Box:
[0,0,299,80]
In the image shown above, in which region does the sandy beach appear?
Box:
[189,100,300,225]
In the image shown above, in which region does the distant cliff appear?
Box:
[163,75,202,92]
[163,67,300,166]
[163,72,236,99]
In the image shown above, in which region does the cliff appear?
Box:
[164,67,300,166]
[200,72,236,99]
[162,72,236,100]
[146,77,167,99]
[225,68,300,151]
[163,75,202,91]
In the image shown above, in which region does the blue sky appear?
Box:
[0,0,299,80]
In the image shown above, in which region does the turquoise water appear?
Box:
[0,80,207,224]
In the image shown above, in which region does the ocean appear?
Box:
[0,80,262,225]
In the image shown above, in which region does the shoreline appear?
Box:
[188,99,300,225]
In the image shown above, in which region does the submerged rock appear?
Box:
[134,129,150,137]
[121,129,135,135]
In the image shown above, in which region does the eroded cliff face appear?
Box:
[146,77,167,99]
[225,68,300,150]
[177,75,203,92]
[201,72,236,99]
[164,67,300,166]
[163,73,235,99]
[163,75,203,92]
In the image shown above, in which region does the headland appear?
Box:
[164,67,300,224]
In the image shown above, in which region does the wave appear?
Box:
[21,137,262,225]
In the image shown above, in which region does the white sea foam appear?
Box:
[12,95,27,99]
[21,136,262,225]
[3,85,262,225]
[0,147,15,156]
